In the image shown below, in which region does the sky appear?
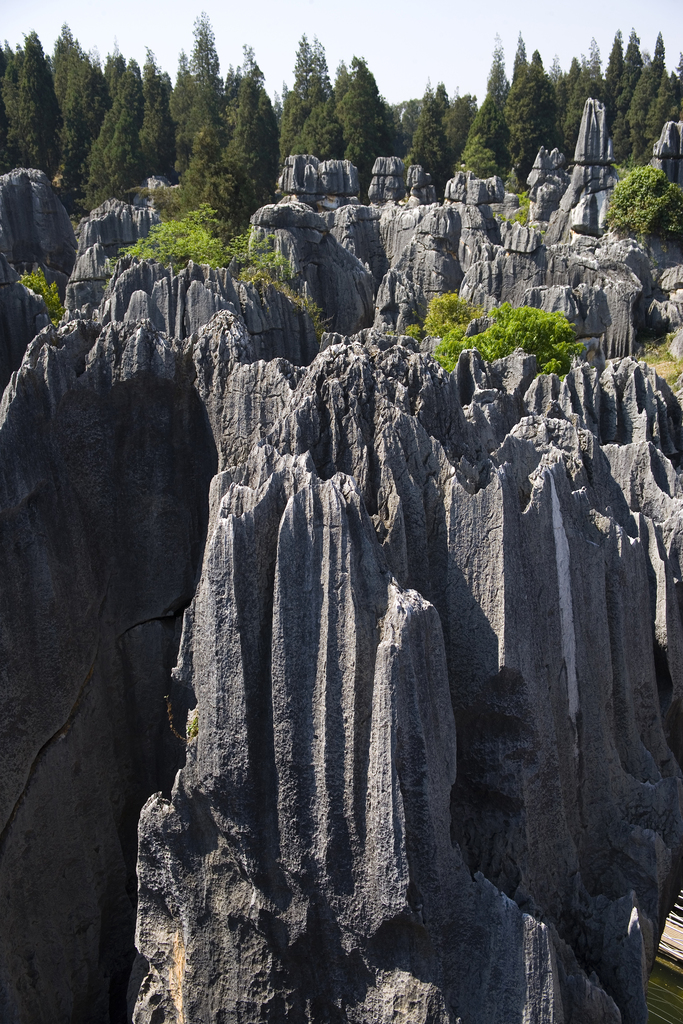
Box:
[2,0,682,107]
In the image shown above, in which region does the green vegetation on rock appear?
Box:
[429,294,582,376]
[19,268,64,325]
[607,165,683,239]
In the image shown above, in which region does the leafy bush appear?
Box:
[122,205,326,342]
[122,205,231,272]
[19,269,64,325]
[607,166,683,239]
[432,297,583,376]
[511,191,531,226]
[422,293,484,369]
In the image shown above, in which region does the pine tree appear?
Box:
[612,29,643,161]
[140,51,176,178]
[629,34,666,163]
[487,35,509,110]
[58,40,108,209]
[647,71,679,151]
[87,59,145,206]
[279,36,341,160]
[443,93,478,166]
[505,50,557,181]
[604,31,624,132]
[0,45,12,172]
[463,95,508,176]
[408,83,452,195]
[512,34,527,83]
[3,32,60,176]
[391,99,422,158]
[170,53,197,173]
[226,47,279,206]
[180,126,254,237]
[189,12,224,132]
[335,57,392,196]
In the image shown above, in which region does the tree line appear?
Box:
[0,17,680,235]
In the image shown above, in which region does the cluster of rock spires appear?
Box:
[652,121,683,187]
[2,96,683,1024]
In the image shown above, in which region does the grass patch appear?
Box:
[640,333,683,387]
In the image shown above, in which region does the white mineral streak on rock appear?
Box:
[549,471,579,746]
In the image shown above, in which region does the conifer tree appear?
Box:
[59,43,108,209]
[512,34,527,82]
[140,50,176,179]
[189,12,224,133]
[629,33,667,163]
[612,29,643,161]
[443,93,478,166]
[226,47,279,206]
[505,50,557,181]
[604,31,624,131]
[279,36,341,160]
[391,98,422,157]
[487,35,509,111]
[170,53,197,173]
[87,59,145,206]
[462,95,508,176]
[3,32,60,177]
[408,83,452,194]
[0,45,12,173]
[335,57,392,195]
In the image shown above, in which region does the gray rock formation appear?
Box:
[277,155,360,209]
[64,242,111,312]
[406,164,437,205]
[0,168,77,298]
[546,99,617,244]
[651,121,683,187]
[252,202,374,334]
[126,336,683,1024]
[368,156,406,205]
[100,255,319,365]
[0,317,217,1024]
[66,199,162,313]
[2,294,683,1022]
[76,199,161,258]
[527,147,570,228]
[0,252,50,391]
[461,234,651,358]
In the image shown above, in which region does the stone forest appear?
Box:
[2,16,683,1024]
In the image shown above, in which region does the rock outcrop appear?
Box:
[652,121,683,187]
[405,163,437,205]
[527,146,570,228]
[546,99,617,244]
[0,252,50,391]
[252,202,374,334]
[99,255,318,365]
[0,168,77,298]
[127,334,683,1024]
[277,154,360,210]
[368,156,406,205]
[4,143,683,1024]
[66,199,161,313]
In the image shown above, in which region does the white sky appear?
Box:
[2,0,682,107]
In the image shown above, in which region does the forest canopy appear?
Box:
[0,19,680,231]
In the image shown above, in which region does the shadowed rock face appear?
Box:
[652,122,683,187]
[0,253,50,391]
[3,166,683,1021]
[0,168,77,298]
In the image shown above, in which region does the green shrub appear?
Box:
[19,269,64,325]
[607,166,683,239]
[511,191,531,226]
[122,204,231,272]
[432,297,583,376]
[423,293,484,370]
[122,205,326,340]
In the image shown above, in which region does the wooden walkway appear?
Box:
[659,893,683,966]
